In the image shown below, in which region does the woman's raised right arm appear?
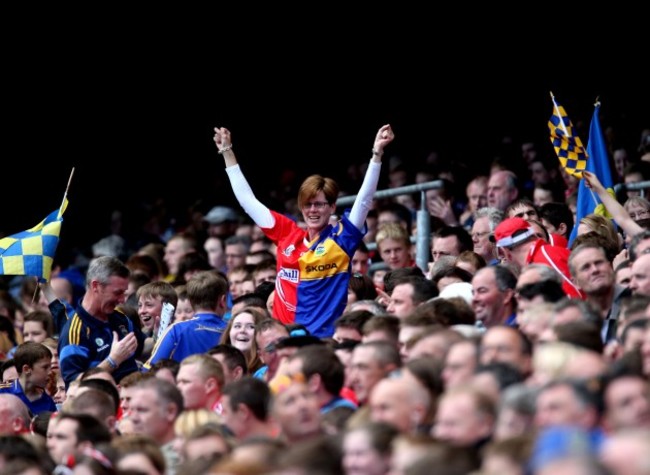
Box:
[214,127,274,228]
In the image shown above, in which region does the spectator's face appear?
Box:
[28,357,52,389]
[432,235,460,262]
[622,327,645,354]
[229,312,256,354]
[471,217,495,262]
[164,239,186,275]
[615,266,632,287]
[240,280,256,296]
[228,270,248,300]
[529,161,550,185]
[95,275,129,315]
[336,348,354,388]
[254,268,276,287]
[378,239,411,270]
[211,353,240,385]
[629,254,650,297]
[257,328,289,377]
[22,321,48,343]
[443,341,477,389]
[369,378,417,433]
[220,394,247,439]
[54,376,66,405]
[1,366,18,383]
[343,428,390,475]
[138,295,164,334]
[480,328,529,374]
[633,237,650,261]
[386,283,416,318]
[494,407,532,440]
[46,418,79,465]
[176,362,213,410]
[487,173,516,211]
[433,393,492,446]
[625,202,649,221]
[225,244,247,272]
[466,181,488,214]
[349,346,388,404]
[272,382,321,441]
[535,384,591,430]
[301,191,335,235]
[175,298,194,322]
[351,250,370,275]
[604,376,650,431]
[129,388,174,439]
[472,268,510,327]
[500,242,530,270]
[372,270,387,291]
[613,149,628,178]
[204,237,225,270]
[120,385,137,415]
[571,247,614,295]
[507,204,538,221]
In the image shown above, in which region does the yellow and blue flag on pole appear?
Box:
[0,198,68,282]
[548,94,588,179]
[548,95,614,245]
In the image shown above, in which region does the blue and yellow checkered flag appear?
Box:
[548,93,588,179]
[0,198,68,282]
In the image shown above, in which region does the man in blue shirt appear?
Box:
[144,271,228,368]
[0,342,56,415]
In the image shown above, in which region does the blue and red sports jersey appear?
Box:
[264,210,365,337]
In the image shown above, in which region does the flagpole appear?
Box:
[586,97,602,208]
[549,91,569,136]
[31,276,39,305]
[63,168,74,202]
[58,167,74,217]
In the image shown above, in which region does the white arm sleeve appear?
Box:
[225,165,275,228]
[348,161,382,230]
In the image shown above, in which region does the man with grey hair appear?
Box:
[58,256,145,386]
[471,265,518,327]
[130,377,184,473]
[472,207,503,264]
[487,170,519,211]
[348,340,401,406]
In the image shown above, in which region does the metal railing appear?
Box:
[337,179,650,274]
[336,180,444,273]
[613,180,650,198]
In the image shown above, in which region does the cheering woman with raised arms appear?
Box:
[213,124,394,337]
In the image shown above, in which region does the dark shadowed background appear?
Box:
[2,32,648,262]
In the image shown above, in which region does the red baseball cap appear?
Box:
[490,217,536,248]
